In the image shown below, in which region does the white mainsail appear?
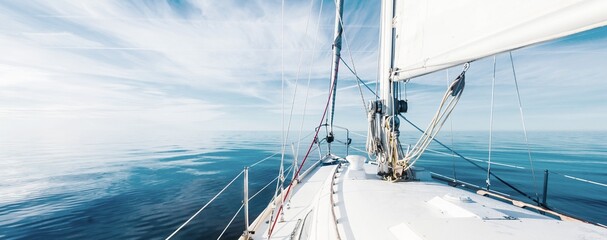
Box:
[390,0,607,80]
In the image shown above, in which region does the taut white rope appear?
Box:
[487,56,496,189]
[216,204,244,240]
[555,173,607,188]
[295,0,325,178]
[447,68,458,180]
[509,52,540,201]
[425,148,526,169]
[166,170,245,240]
[398,64,468,172]
[250,152,280,168]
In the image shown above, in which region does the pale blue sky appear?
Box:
[0,0,605,143]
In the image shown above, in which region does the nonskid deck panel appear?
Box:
[245,160,607,240]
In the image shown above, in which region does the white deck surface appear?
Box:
[247,160,607,240]
[249,163,339,240]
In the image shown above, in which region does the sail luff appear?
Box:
[391,0,607,81]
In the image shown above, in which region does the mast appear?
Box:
[379,0,395,114]
[369,0,409,180]
[327,0,344,153]
[374,0,392,177]
[369,0,607,181]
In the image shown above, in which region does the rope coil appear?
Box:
[397,63,469,173]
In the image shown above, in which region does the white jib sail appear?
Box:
[391,0,607,81]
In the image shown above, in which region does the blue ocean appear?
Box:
[1,131,605,239]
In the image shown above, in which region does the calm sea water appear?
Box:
[1,131,605,239]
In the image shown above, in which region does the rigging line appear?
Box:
[400,71,466,171]
[268,53,338,238]
[562,175,607,188]
[281,0,317,186]
[271,0,289,227]
[221,165,288,239]
[250,165,295,202]
[339,56,379,98]
[447,69,457,180]
[348,130,367,138]
[170,151,287,239]
[283,163,297,203]
[166,170,245,240]
[251,167,296,215]
[296,0,325,177]
[386,82,401,166]
[276,0,286,202]
[425,148,526,169]
[404,80,408,101]
[351,63,368,117]
[374,7,380,101]
[270,0,287,229]
[350,146,368,155]
[487,56,496,189]
[250,176,279,201]
[335,7,371,115]
[550,171,607,188]
[509,52,540,203]
[216,204,244,240]
[399,114,541,205]
[250,152,280,168]
[262,165,300,215]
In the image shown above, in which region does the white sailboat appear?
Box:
[168,0,607,239]
[239,0,607,239]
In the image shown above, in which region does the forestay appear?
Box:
[390,0,607,80]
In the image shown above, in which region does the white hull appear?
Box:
[245,157,606,240]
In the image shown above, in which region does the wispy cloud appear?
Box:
[0,0,604,142]
[0,0,381,136]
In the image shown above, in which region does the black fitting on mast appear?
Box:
[396,99,407,113]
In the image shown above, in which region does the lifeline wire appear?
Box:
[276,0,313,224]
[275,0,286,215]
[551,171,607,188]
[335,7,377,114]
[216,165,294,240]
[268,49,339,238]
[285,0,317,162]
[167,150,289,239]
[487,56,496,189]
[425,148,526,169]
[509,52,540,202]
[250,152,280,168]
[166,170,245,240]
[339,57,379,97]
[216,204,244,240]
[399,114,541,205]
